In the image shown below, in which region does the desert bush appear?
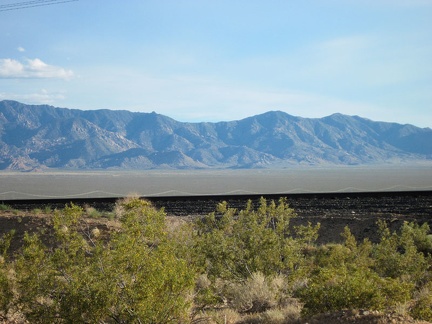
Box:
[298,265,413,316]
[194,198,312,281]
[13,198,195,323]
[0,230,15,259]
[84,205,102,218]
[0,203,11,211]
[235,301,302,324]
[410,280,432,321]
[104,211,116,220]
[0,258,13,317]
[225,272,285,313]
[400,221,432,256]
[259,303,302,324]
[0,233,14,318]
[372,220,429,284]
[31,208,43,215]
[2,197,431,322]
[297,226,415,316]
[198,307,242,324]
[194,274,223,311]
[313,227,374,271]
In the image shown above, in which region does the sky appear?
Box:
[0,0,431,127]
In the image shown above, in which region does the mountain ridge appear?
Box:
[0,100,431,171]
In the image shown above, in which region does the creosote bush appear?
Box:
[410,280,432,321]
[297,224,428,317]
[193,197,316,282]
[0,197,431,323]
[2,198,195,323]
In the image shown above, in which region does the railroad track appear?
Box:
[2,190,432,245]
[3,190,432,218]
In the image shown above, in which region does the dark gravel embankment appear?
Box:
[3,190,431,245]
[150,191,432,244]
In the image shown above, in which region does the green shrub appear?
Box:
[298,266,413,316]
[297,225,415,316]
[14,198,195,323]
[84,206,102,218]
[194,198,310,281]
[0,203,11,211]
[1,198,431,322]
[400,221,432,256]
[0,235,13,317]
[0,230,15,258]
[410,281,432,321]
[372,220,429,284]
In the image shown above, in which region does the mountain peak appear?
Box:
[1,101,431,170]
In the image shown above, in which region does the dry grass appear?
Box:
[225,272,285,313]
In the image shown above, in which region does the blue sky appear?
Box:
[1,0,431,127]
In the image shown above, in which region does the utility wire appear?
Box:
[0,0,79,12]
[0,0,70,8]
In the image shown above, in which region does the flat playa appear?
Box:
[1,165,432,200]
[1,165,431,246]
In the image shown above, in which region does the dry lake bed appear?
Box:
[1,164,432,200]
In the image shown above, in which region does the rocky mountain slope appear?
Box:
[0,100,431,170]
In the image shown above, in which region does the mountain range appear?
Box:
[0,100,431,171]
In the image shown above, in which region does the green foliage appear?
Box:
[298,265,413,316]
[372,220,429,284]
[297,225,415,316]
[101,198,195,322]
[194,198,307,281]
[13,198,195,323]
[410,280,432,321]
[0,265,12,317]
[14,233,57,322]
[1,197,431,322]
[31,208,43,215]
[0,231,15,317]
[193,274,222,310]
[400,221,432,256]
[294,221,321,246]
[0,233,13,316]
[0,230,15,259]
[0,203,11,211]
[43,205,52,214]
[313,227,373,270]
[225,272,286,313]
[84,206,102,218]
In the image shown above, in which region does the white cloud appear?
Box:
[17,47,25,52]
[0,58,73,79]
[0,89,66,104]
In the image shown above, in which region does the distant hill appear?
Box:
[0,100,431,171]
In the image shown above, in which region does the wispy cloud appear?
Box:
[0,89,66,104]
[0,58,73,79]
[17,46,25,52]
